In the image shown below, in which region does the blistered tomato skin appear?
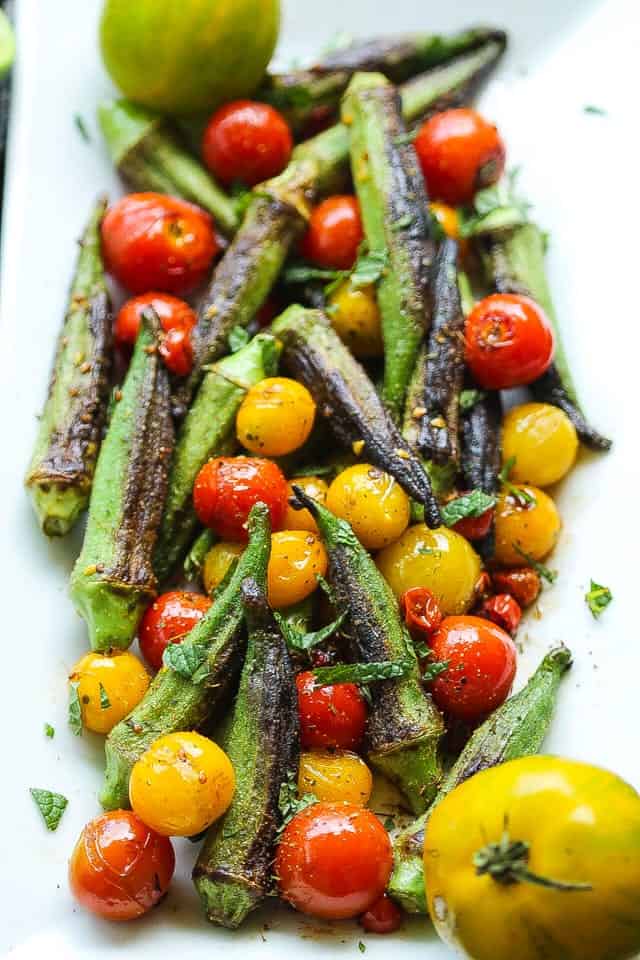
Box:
[114,293,197,348]
[69,810,175,920]
[283,476,329,533]
[326,464,410,551]
[202,100,293,187]
[494,486,561,566]
[360,893,403,934]
[276,802,393,920]
[502,402,579,487]
[202,542,245,594]
[296,671,367,750]
[236,377,316,456]
[69,651,150,734]
[327,282,384,357]
[480,594,522,635]
[101,193,218,295]
[491,567,541,608]
[301,195,364,270]
[159,325,193,376]
[401,587,443,636]
[193,456,288,541]
[267,530,328,608]
[138,591,212,671]
[298,751,373,806]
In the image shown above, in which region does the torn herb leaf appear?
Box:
[499,457,536,506]
[312,660,412,686]
[441,490,496,528]
[350,249,389,289]
[513,545,558,584]
[99,683,111,710]
[459,168,530,237]
[68,682,82,736]
[278,770,318,831]
[584,104,607,116]
[275,609,346,654]
[163,638,209,683]
[44,723,55,739]
[74,114,91,143]
[228,325,250,353]
[585,580,612,618]
[423,660,450,682]
[30,788,68,831]
[498,456,516,485]
[459,388,486,412]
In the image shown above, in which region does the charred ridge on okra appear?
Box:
[25,197,113,537]
[291,485,445,814]
[273,305,442,527]
[193,576,299,929]
[460,387,502,559]
[100,503,272,812]
[69,308,174,653]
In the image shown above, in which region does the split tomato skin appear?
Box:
[193,456,288,542]
[296,671,367,751]
[479,593,522,635]
[202,99,293,187]
[465,293,554,390]
[139,591,212,671]
[101,193,218,295]
[300,195,364,270]
[401,586,443,636]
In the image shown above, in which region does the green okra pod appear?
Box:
[388,644,572,913]
[25,198,112,537]
[154,333,280,583]
[98,99,239,236]
[343,71,435,423]
[292,487,444,814]
[100,503,272,811]
[69,313,174,652]
[193,576,299,928]
[273,306,441,527]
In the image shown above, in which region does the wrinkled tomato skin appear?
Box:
[401,587,443,636]
[102,193,218,295]
[139,591,212,671]
[159,325,193,376]
[491,567,541,608]
[276,802,393,920]
[300,195,364,270]
[479,593,522,635]
[452,507,495,541]
[69,810,175,920]
[193,456,288,541]
[202,100,293,186]
[296,671,367,750]
[360,893,403,934]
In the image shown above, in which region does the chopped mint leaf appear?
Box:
[278,770,318,832]
[513,545,557,584]
[68,682,82,736]
[283,263,343,286]
[359,942,366,953]
[228,325,250,353]
[99,683,111,710]
[163,638,209,683]
[459,389,485,412]
[584,105,607,116]
[30,788,68,831]
[441,490,495,528]
[275,609,346,654]
[423,659,449,682]
[350,248,388,289]
[585,580,613,618]
[73,114,91,143]
[312,660,412,686]
[44,723,55,739]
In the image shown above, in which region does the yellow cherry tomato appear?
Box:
[326,464,410,551]
[502,402,579,487]
[298,751,373,806]
[202,541,245,594]
[327,282,384,357]
[430,202,461,240]
[424,756,640,960]
[494,485,561,566]
[236,377,316,456]
[69,651,150,735]
[129,731,235,837]
[267,530,328,609]
[376,523,481,615]
[283,476,329,533]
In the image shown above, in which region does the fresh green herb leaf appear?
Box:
[30,788,68,831]
[393,128,418,146]
[278,770,318,832]
[459,388,485,412]
[99,683,111,710]
[283,263,343,286]
[423,659,450,682]
[391,214,414,232]
[163,639,209,683]
[44,723,55,739]
[459,168,530,238]
[584,104,607,116]
[513,544,558,584]
[359,942,367,953]
[68,682,82,736]
[228,325,250,352]
[499,457,536,506]
[498,456,516,485]
[441,490,496,528]
[315,573,337,605]
[312,660,412,686]
[73,114,91,143]
[275,610,346,654]
[585,580,613,618]
[350,249,389,289]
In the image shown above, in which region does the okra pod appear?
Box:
[100,503,272,811]
[69,313,174,652]
[183,528,217,584]
[461,387,502,559]
[292,488,444,814]
[388,644,572,913]
[194,577,298,927]
[273,306,442,527]
[478,223,611,451]
[154,333,280,583]
[343,71,435,421]
[417,238,466,465]
[25,198,112,536]
[98,99,239,236]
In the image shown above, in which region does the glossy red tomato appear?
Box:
[300,195,364,270]
[401,587,443,636]
[428,615,517,723]
[139,591,212,671]
[202,100,293,187]
[479,593,522,635]
[69,810,175,920]
[491,566,541,608]
[114,293,197,348]
[414,108,505,205]
[158,325,193,376]
[360,893,403,934]
[465,293,555,389]
[296,671,367,750]
[102,193,218,295]
[276,802,393,920]
[193,456,288,542]
[451,498,495,541]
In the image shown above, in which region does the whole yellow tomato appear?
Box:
[424,756,640,960]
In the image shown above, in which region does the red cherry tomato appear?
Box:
[452,500,495,541]
[296,671,367,750]
[69,810,175,920]
[428,615,517,723]
[479,593,522,635]
[300,195,364,270]
[139,591,212,671]
[276,802,393,920]
[491,567,541,609]
[158,325,193,376]
[102,193,218,296]
[114,293,197,348]
[414,108,506,205]
[193,456,288,542]
[202,100,293,187]
[360,893,403,934]
[401,587,443,636]
[465,293,555,389]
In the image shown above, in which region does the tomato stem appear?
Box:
[473,822,592,892]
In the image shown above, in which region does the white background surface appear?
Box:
[1,0,639,957]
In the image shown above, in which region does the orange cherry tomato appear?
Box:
[296,670,367,750]
[202,100,293,187]
[69,810,175,921]
[415,108,505,205]
[114,293,196,348]
[102,193,218,295]
[193,456,288,542]
[300,195,364,270]
[276,802,393,920]
[360,893,403,934]
[139,591,212,671]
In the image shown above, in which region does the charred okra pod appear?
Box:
[100,503,272,811]
[154,333,280,582]
[194,577,298,928]
[70,312,173,652]
[478,223,611,451]
[461,388,502,558]
[273,306,442,527]
[388,644,572,913]
[343,71,435,422]
[292,488,444,813]
[98,99,239,236]
[25,198,112,536]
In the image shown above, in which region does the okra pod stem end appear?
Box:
[369,730,441,815]
[387,855,428,915]
[31,484,88,538]
[195,875,260,930]
[70,575,151,653]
